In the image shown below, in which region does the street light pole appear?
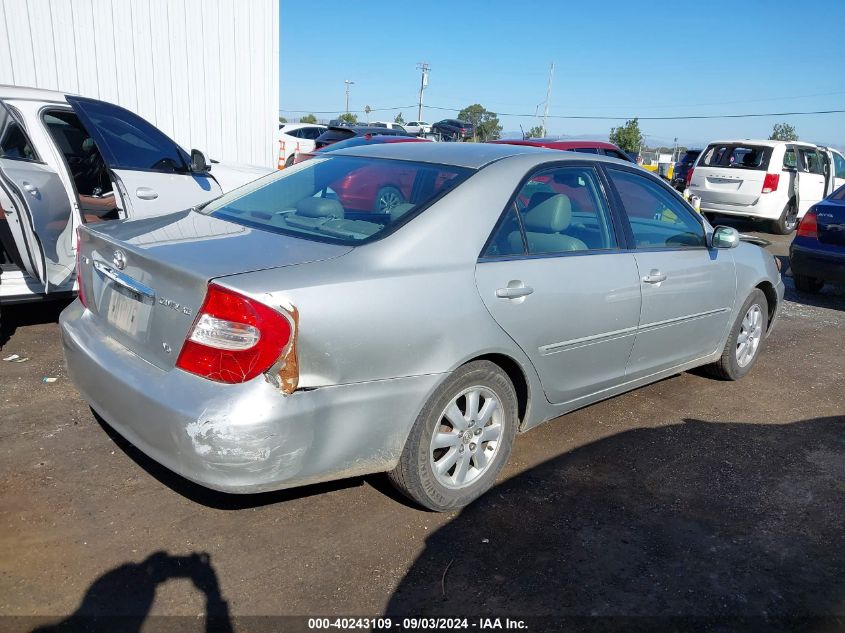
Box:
[416,62,430,121]
[344,80,354,114]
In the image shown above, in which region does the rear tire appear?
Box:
[793,274,824,293]
[389,361,518,512]
[705,288,768,381]
[771,200,798,235]
[285,154,295,167]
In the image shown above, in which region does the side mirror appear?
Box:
[190,149,211,173]
[711,225,740,249]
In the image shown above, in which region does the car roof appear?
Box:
[492,138,623,152]
[325,140,568,169]
[0,84,70,103]
[282,122,325,131]
[705,139,817,148]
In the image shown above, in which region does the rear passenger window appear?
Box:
[483,207,524,257]
[783,148,797,170]
[487,166,617,256]
[801,149,823,175]
[607,168,705,249]
[0,104,37,162]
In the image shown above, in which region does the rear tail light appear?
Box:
[796,209,818,239]
[75,228,87,308]
[685,167,694,187]
[761,173,780,194]
[176,284,298,389]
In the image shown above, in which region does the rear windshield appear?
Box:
[315,129,355,145]
[699,144,772,171]
[679,150,701,164]
[201,156,473,245]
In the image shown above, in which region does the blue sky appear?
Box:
[280,1,845,148]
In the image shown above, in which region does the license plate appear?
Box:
[106,286,151,337]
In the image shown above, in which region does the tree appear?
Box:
[299,113,317,124]
[609,118,644,154]
[457,104,502,141]
[524,125,544,139]
[278,116,288,124]
[394,112,405,124]
[770,122,798,141]
[338,112,358,125]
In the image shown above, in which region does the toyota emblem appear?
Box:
[112,249,127,270]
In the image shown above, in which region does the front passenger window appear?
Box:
[607,168,705,249]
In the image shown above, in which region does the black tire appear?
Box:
[373,186,405,213]
[793,274,824,293]
[770,200,798,235]
[705,288,768,381]
[285,154,296,168]
[389,360,518,512]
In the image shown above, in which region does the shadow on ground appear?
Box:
[386,416,845,630]
[0,299,71,350]
[30,551,232,633]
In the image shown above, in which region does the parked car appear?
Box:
[490,139,634,162]
[671,149,702,191]
[278,123,326,167]
[789,184,845,293]
[431,119,474,141]
[293,134,429,164]
[404,121,432,135]
[688,140,845,235]
[0,86,272,309]
[369,121,407,133]
[61,142,783,511]
[313,125,410,150]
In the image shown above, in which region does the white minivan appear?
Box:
[688,140,845,234]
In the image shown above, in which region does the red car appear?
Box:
[490,138,634,162]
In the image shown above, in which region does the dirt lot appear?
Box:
[1,223,843,632]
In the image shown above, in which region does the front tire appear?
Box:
[793,274,824,293]
[771,200,798,235]
[389,361,518,512]
[705,289,768,381]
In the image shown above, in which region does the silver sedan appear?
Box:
[60,143,784,511]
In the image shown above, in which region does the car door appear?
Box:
[65,96,221,219]
[0,103,75,292]
[795,147,827,216]
[828,150,845,192]
[475,164,642,405]
[604,166,736,378]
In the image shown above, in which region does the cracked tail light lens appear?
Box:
[176,284,293,385]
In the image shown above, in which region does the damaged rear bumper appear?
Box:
[60,301,442,494]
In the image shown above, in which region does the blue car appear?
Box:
[789,185,845,292]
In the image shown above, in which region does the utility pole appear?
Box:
[344,80,354,114]
[541,62,554,137]
[416,62,430,121]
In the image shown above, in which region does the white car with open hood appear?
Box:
[0,86,273,309]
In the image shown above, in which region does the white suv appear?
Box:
[688,140,845,234]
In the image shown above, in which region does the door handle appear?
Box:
[496,282,534,299]
[642,269,667,284]
[136,187,159,200]
[22,182,38,196]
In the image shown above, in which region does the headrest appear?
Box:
[552,171,584,187]
[523,194,572,233]
[295,197,344,218]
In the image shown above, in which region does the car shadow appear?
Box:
[29,551,232,633]
[782,275,845,312]
[385,416,845,631]
[93,411,365,511]
[0,298,72,350]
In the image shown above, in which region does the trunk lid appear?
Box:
[78,210,351,370]
[815,198,845,247]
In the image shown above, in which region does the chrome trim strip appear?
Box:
[93,260,156,304]
[638,307,730,333]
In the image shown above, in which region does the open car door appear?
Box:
[0,158,75,292]
[65,96,222,219]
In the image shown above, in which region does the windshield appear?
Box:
[201,156,473,245]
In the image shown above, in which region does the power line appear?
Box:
[280,104,416,114]
[422,105,845,120]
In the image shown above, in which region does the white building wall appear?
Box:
[0,0,279,168]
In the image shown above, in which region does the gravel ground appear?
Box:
[0,223,842,632]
